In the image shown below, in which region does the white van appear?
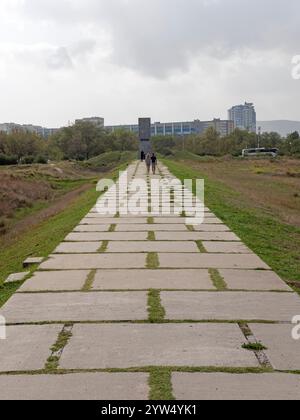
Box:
[242,148,279,158]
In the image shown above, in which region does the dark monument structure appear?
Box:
[139,118,152,157]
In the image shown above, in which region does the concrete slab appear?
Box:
[219,269,292,291]
[153,218,186,224]
[40,254,147,270]
[172,373,300,400]
[1,292,148,323]
[197,218,224,225]
[251,324,300,370]
[85,213,148,219]
[92,269,214,290]
[18,270,89,292]
[193,225,230,232]
[158,254,270,269]
[67,232,148,241]
[202,242,252,254]
[79,220,110,228]
[4,272,29,284]
[54,242,101,254]
[156,232,241,241]
[0,325,61,372]
[60,324,258,369]
[23,257,44,268]
[107,241,199,253]
[0,373,149,400]
[161,291,300,321]
[154,217,222,224]
[116,224,189,232]
[82,218,148,224]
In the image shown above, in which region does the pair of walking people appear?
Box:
[145,152,157,175]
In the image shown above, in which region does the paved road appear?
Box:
[0,161,300,400]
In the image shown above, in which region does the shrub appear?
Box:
[20,155,35,165]
[0,154,18,165]
[35,155,48,164]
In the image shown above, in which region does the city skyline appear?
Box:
[0,1,300,127]
[0,101,247,137]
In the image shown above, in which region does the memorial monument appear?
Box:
[139,118,152,157]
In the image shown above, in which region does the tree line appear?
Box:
[1,122,300,166]
[151,128,300,157]
[0,121,138,165]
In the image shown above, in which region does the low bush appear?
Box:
[0,154,18,165]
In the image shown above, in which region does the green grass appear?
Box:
[82,270,96,291]
[242,343,268,351]
[98,241,109,253]
[82,151,136,171]
[148,231,156,241]
[146,253,160,269]
[109,224,116,232]
[0,282,24,308]
[148,290,165,322]
[45,356,60,371]
[209,269,228,291]
[163,159,300,284]
[45,327,73,371]
[50,330,73,354]
[149,368,175,400]
[196,240,207,253]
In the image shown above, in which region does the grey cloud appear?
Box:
[46,46,73,70]
[19,0,300,78]
[4,40,97,71]
[69,39,97,59]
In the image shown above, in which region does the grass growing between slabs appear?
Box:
[242,342,268,351]
[146,253,160,269]
[148,290,166,323]
[163,158,300,285]
[149,368,175,400]
[148,231,156,241]
[209,269,228,291]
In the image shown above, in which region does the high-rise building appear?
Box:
[228,102,257,133]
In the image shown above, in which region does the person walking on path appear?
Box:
[145,153,151,175]
[151,153,157,175]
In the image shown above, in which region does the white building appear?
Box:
[228,102,257,133]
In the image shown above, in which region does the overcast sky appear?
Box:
[0,0,299,127]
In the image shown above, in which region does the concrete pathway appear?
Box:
[0,161,300,400]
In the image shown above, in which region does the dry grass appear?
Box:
[164,157,300,283]
[183,157,300,227]
[0,162,99,236]
[0,174,53,218]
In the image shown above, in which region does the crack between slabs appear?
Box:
[238,323,273,369]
